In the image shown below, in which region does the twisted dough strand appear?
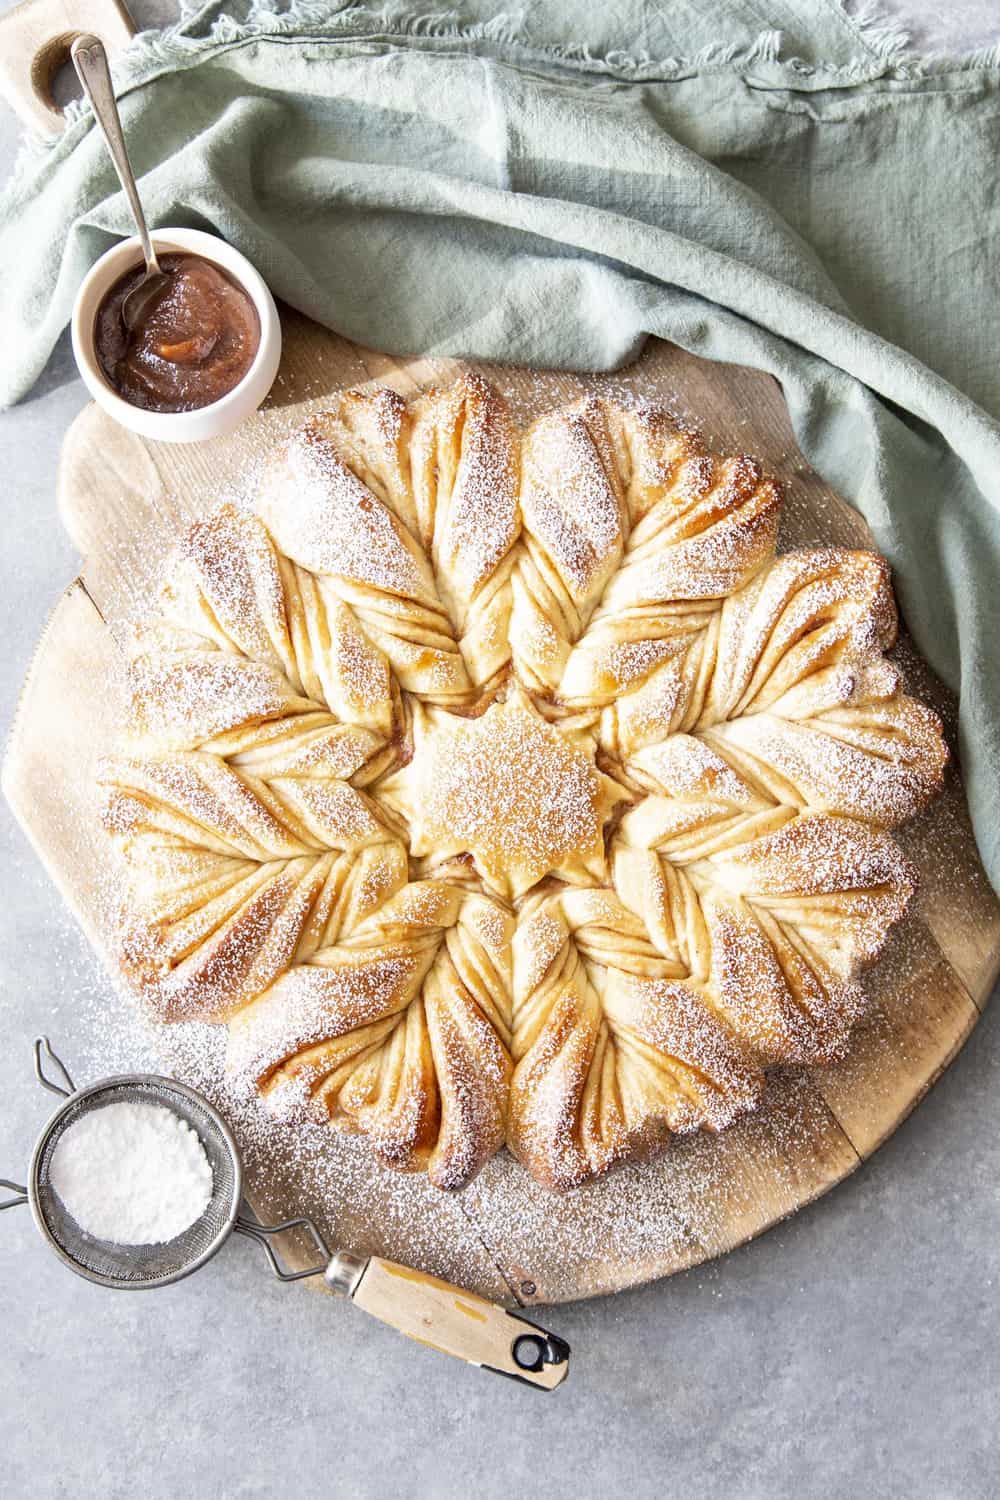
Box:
[256,412,472,705]
[615,549,947,825]
[508,887,764,1190]
[511,398,628,693]
[101,710,406,1022]
[227,882,513,1189]
[555,403,782,710]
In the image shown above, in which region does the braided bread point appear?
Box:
[124,641,316,754]
[147,503,399,742]
[407,372,520,692]
[511,397,628,694]
[508,886,764,1191]
[226,882,514,1189]
[255,410,472,706]
[611,548,947,826]
[554,403,782,712]
[612,736,917,1067]
[101,749,407,1024]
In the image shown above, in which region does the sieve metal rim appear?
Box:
[28,1072,245,1291]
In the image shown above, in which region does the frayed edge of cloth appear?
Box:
[839,0,1000,78]
[63,2,785,102]
[12,1,788,171]
[8,0,1000,169]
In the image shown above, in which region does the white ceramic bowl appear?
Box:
[71,227,282,444]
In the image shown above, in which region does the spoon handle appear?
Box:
[71,33,161,276]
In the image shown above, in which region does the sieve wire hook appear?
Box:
[0,1180,28,1211]
[233,1207,333,1282]
[2,1037,74,1210]
[34,1036,76,1098]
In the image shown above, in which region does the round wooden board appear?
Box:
[5,311,999,1306]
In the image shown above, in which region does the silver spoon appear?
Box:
[71,33,171,331]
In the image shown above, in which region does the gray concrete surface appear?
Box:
[1,5,998,1498]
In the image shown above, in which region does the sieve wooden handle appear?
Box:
[342,1255,570,1389]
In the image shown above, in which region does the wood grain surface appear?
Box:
[5,309,998,1306]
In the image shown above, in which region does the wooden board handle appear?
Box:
[0,0,134,137]
[348,1257,570,1389]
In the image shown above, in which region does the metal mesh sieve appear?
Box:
[3,1039,571,1387]
[28,1074,243,1290]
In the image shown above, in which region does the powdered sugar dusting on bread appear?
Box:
[257,419,429,597]
[520,406,623,596]
[433,371,520,599]
[94,371,947,1219]
[387,692,619,898]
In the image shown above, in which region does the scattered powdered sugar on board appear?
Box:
[69,957,511,1294]
[49,1100,213,1245]
[67,870,957,1303]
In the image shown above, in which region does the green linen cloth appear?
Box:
[2,1,999,890]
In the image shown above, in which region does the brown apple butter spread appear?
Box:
[95,253,260,413]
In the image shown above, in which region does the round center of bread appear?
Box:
[397,690,617,899]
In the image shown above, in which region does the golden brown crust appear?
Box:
[100,376,948,1191]
[226,883,513,1190]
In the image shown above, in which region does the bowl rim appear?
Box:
[71,226,280,432]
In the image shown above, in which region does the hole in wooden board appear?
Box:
[29,31,85,116]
